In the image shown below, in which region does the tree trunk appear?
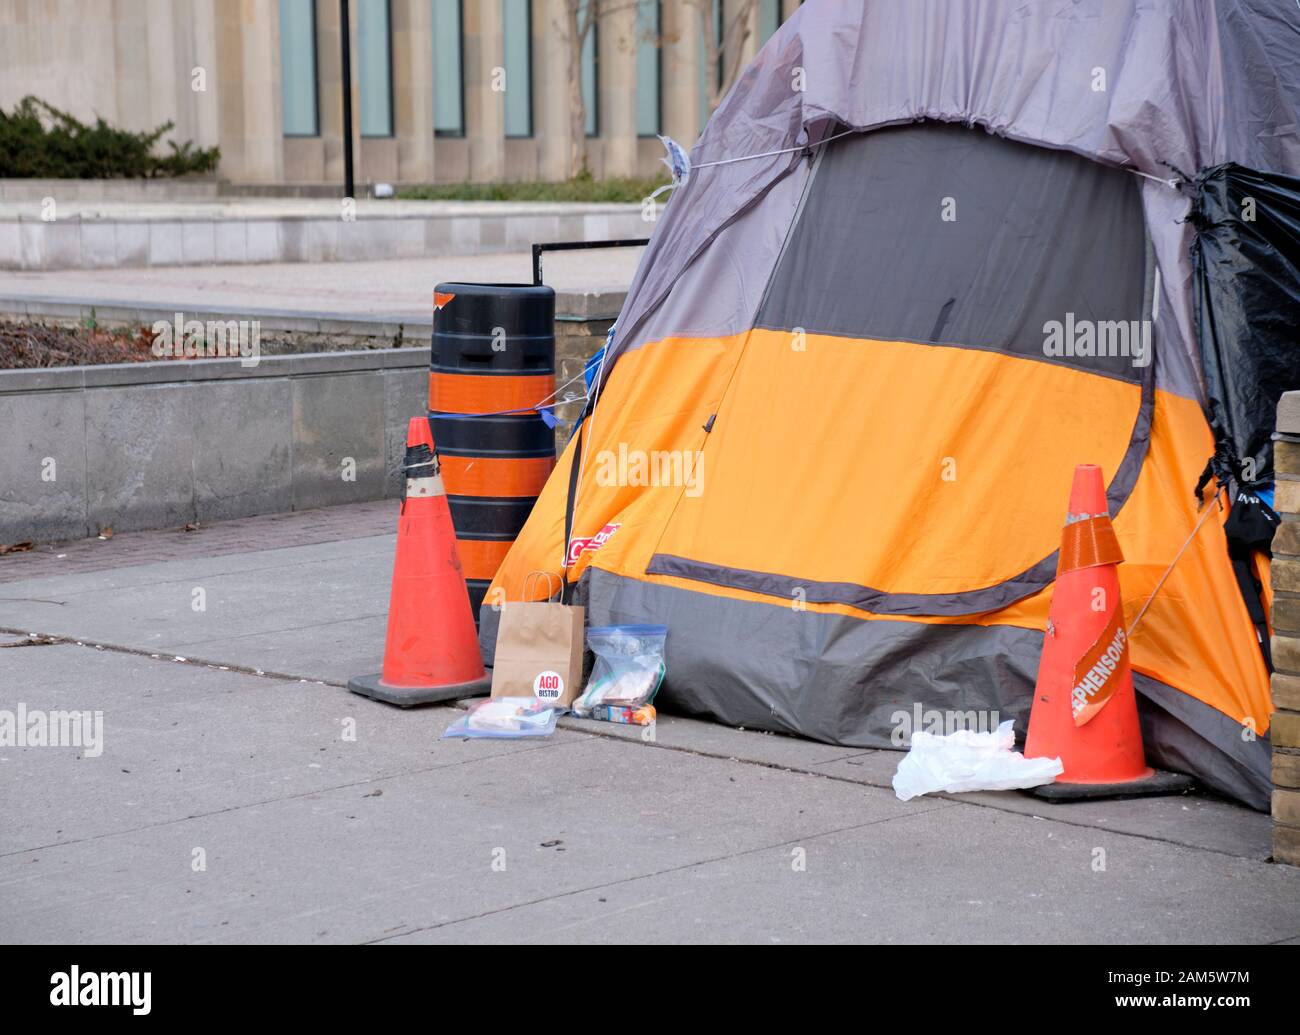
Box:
[565,3,589,177]
[694,0,757,116]
[716,1,756,113]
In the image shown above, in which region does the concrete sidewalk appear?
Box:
[0,249,642,328]
[1,503,1298,944]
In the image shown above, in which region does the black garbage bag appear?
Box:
[1189,164,1300,485]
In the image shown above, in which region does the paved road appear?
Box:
[1,504,1297,944]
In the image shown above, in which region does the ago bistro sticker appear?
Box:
[533,670,565,703]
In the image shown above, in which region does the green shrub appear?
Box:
[0,96,220,179]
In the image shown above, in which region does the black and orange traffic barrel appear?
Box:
[429,282,556,623]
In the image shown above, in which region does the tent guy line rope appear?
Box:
[1132,168,1182,189]
[532,366,591,409]
[691,127,859,169]
[433,368,590,420]
[1129,486,1225,635]
[685,129,1181,191]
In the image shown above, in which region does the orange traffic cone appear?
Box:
[1023,464,1193,800]
[348,418,491,707]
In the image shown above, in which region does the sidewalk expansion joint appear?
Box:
[0,624,345,687]
[0,635,60,648]
[547,717,1263,864]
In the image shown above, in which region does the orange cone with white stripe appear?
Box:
[347,418,490,707]
[1023,464,1192,800]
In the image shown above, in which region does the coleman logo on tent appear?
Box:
[565,523,620,567]
[1071,608,1131,726]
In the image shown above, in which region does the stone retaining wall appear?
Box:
[0,290,623,543]
[0,201,651,270]
[0,350,426,543]
[0,178,221,202]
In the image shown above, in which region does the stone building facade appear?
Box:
[0,0,802,187]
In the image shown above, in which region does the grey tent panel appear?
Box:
[582,569,1272,811]
[758,122,1150,381]
[605,1,1300,404]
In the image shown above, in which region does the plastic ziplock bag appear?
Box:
[442,697,557,739]
[891,720,1063,801]
[572,625,667,718]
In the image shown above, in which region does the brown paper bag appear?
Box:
[490,572,585,709]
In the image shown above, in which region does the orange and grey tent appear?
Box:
[481,0,1300,808]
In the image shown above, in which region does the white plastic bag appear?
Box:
[441,697,557,739]
[891,720,1063,801]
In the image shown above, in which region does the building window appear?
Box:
[759,0,781,42]
[280,0,319,137]
[358,0,393,137]
[433,0,464,136]
[503,0,532,138]
[582,0,598,137]
[635,1,661,137]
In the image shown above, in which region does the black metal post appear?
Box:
[339,0,355,200]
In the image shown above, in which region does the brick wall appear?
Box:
[1273,390,1300,866]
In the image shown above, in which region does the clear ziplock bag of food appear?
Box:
[441,697,557,739]
[572,625,667,718]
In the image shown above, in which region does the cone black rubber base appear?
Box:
[1027,769,1195,803]
[346,672,491,708]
